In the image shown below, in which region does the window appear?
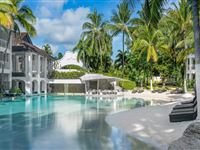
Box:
[192,74,195,80]
[192,58,195,70]
[188,58,190,70]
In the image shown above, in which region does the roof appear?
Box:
[80,74,119,82]
[12,32,55,60]
[49,79,83,84]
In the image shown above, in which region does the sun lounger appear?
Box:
[181,97,196,105]
[169,96,197,122]
[173,99,197,110]
[169,107,197,122]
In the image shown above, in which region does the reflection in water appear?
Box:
[0,96,157,150]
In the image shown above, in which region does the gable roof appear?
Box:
[12,32,55,60]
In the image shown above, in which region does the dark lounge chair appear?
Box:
[181,96,196,105]
[169,107,197,122]
[169,96,197,122]
[173,99,197,110]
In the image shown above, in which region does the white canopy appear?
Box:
[80,74,119,82]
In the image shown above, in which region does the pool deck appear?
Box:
[106,91,197,150]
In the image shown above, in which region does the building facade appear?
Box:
[186,54,195,80]
[0,27,12,90]
[12,33,54,95]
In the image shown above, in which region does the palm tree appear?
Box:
[73,39,89,69]
[114,50,129,69]
[164,0,193,93]
[78,10,112,70]
[42,44,53,56]
[108,1,133,75]
[0,0,36,92]
[0,1,15,28]
[132,25,164,91]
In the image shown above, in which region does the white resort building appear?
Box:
[0,28,12,90]
[0,31,118,96]
[12,33,55,95]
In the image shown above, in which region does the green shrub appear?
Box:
[9,87,22,94]
[61,65,86,71]
[187,79,195,89]
[118,80,136,90]
[51,71,85,79]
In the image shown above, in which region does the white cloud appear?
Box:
[40,6,51,17]
[35,7,90,50]
[40,0,67,10]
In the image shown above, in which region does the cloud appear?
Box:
[35,7,90,51]
[40,6,51,17]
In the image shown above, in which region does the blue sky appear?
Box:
[21,0,143,59]
[23,0,175,59]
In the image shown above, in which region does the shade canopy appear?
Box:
[80,74,119,82]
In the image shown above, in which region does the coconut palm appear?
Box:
[42,44,53,56]
[0,0,36,91]
[78,10,112,70]
[132,25,164,91]
[163,0,193,92]
[73,39,90,69]
[114,49,129,69]
[108,1,134,75]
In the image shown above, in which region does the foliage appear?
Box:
[42,44,53,56]
[61,65,86,72]
[9,87,22,94]
[73,10,112,71]
[108,1,134,74]
[51,71,85,79]
[118,80,136,90]
[57,52,63,59]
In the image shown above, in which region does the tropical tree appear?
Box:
[73,39,89,69]
[0,0,36,92]
[42,44,53,56]
[57,52,63,59]
[163,0,193,92]
[108,1,134,75]
[132,25,164,91]
[114,50,129,69]
[75,10,112,70]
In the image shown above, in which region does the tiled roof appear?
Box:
[12,32,55,60]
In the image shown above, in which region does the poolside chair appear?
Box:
[173,97,197,110]
[169,107,197,122]
[169,96,197,122]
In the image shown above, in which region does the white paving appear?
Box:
[106,92,198,150]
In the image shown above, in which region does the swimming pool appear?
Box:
[0,95,157,150]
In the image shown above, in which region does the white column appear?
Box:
[37,80,40,94]
[25,53,32,95]
[37,55,40,78]
[44,58,47,78]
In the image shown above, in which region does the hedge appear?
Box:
[51,71,85,79]
[118,80,136,90]
[61,65,85,72]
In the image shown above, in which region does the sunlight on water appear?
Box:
[0,95,157,150]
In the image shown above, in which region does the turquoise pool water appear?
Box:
[0,95,157,150]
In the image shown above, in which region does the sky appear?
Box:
[22,0,176,59]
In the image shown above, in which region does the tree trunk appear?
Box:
[191,0,200,118]
[183,39,188,93]
[150,62,153,91]
[0,30,12,92]
[183,65,187,93]
[122,31,125,77]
